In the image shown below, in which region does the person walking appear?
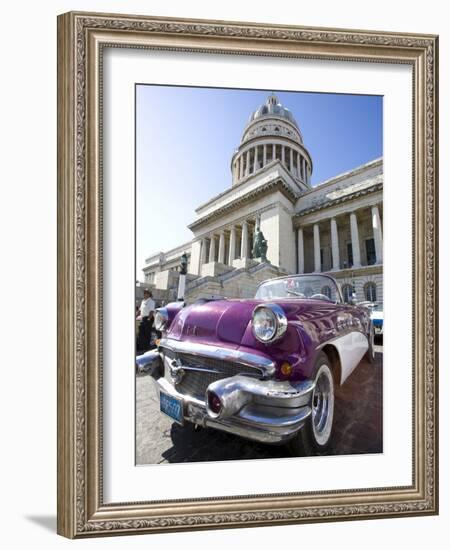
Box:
[137,289,155,353]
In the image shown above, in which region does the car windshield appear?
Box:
[255,275,342,303]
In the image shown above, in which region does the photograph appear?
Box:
[135,86,384,464]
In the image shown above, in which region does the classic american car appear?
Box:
[370,303,384,337]
[136,274,375,454]
[357,301,383,339]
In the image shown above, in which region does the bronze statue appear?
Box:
[252,229,268,262]
[180,252,188,275]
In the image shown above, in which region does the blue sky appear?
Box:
[136,85,382,277]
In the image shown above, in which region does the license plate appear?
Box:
[160,392,184,424]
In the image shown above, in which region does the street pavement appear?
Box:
[136,343,383,464]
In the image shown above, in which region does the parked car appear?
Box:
[135,329,161,374]
[370,303,384,337]
[357,301,383,339]
[136,274,375,454]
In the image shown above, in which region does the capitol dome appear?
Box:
[231,93,312,189]
[248,93,300,130]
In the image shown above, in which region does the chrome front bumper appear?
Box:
[138,346,314,444]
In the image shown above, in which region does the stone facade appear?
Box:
[142,94,383,305]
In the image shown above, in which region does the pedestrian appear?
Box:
[137,289,155,353]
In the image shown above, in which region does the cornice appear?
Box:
[302,158,383,198]
[294,182,383,220]
[197,160,304,214]
[189,178,298,230]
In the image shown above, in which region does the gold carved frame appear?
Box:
[57,11,439,538]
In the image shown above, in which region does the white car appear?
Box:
[370,303,383,336]
[359,301,383,337]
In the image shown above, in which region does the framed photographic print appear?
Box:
[57,11,439,538]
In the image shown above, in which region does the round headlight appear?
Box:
[252,304,288,343]
[154,308,168,331]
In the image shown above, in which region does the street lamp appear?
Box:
[342,261,356,304]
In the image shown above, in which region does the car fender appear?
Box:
[316,330,369,385]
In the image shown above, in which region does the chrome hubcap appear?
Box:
[311,365,334,446]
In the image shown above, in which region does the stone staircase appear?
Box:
[185,261,287,303]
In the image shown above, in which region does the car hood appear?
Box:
[166,299,256,346]
[166,298,339,347]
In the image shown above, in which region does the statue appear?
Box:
[252,229,268,262]
[180,252,188,275]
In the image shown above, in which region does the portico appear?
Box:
[196,218,260,276]
[296,203,383,274]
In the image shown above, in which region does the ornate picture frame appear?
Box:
[57,11,438,538]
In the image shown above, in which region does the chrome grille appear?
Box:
[161,348,263,400]
[175,370,222,400]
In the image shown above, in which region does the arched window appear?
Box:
[364,282,377,302]
[342,284,353,304]
[321,285,332,299]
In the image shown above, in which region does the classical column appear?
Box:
[350,212,361,267]
[313,223,321,272]
[228,226,236,264]
[372,205,383,263]
[281,145,285,166]
[239,155,244,179]
[245,150,250,176]
[200,238,208,266]
[240,222,249,259]
[290,148,294,174]
[263,144,267,166]
[330,217,340,270]
[272,143,276,160]
[218,231,225,264]
[297,228,304,274]
[208,235,216,263]
[297,152,301,179]
[253,147,258,171]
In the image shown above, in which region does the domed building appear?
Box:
[231,93,312,190]
[143,94,383,305]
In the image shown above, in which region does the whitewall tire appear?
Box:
[288,352,335,455]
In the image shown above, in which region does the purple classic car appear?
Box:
[136,274,375,454]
